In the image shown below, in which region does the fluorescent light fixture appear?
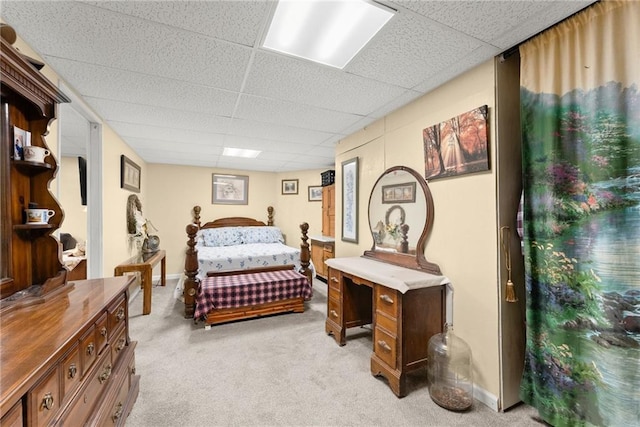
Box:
[263,0,395,69]
[222,147,261,158]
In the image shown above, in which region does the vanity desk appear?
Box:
[325,166,451,398]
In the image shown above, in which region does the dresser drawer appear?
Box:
[2,399,23,427]
[80,325,97,377]
[374,327,397,370]
[375,286,399,319]
[111,327,128,366]
[96,312,109,355]
[327,269,341,291]
[376,311,397,335]
[323,244,334,254]
[108,295,127,333]
[327,297,342,324]
[61,343,81,404]
[28,365,60,426]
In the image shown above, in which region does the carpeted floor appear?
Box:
[126,277,546,427]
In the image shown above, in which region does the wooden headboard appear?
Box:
[192,205,274,229]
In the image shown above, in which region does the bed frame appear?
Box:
[183,205,312,319]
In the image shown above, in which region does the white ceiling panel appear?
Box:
[0,0,596,172]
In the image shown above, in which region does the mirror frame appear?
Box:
[363,165,441,275]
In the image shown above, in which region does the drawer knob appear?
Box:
[330,277,339,283]
[380,294,394,304]
[330,309,338,318]
[112,402,124,422]
[42,392,54,411]
[99,364,112,384]
[377,340,392,352]
[86,342,95,356]
[100,326,108,337]
[117,338,126,352]
[116,307,125,321]
[68,363,77,379]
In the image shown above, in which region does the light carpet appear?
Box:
[126,278,545,427]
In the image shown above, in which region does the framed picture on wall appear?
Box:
[308,185,323,202]
[282,179,299,195]
[212,174,249,204]
[381,182,416,204]
[120,155,141,192]
[341,157,359,243]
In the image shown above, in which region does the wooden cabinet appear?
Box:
[1,37,70,300]
[325,257,447,397]
[310,237,334,281]
[321,184,335,237]
[0,276,140,426]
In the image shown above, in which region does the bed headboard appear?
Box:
[192,205,274,229]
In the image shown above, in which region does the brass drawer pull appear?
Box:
[98,364,112,384]
[100,326,108,337]
[112,402,124,422]
[117,338,126,352]
[42,392,54,410]
[68,363,77,379]
[380,294,394,304]
[116,307,125,321]
[330,277,339,283]
[86,342,95,356]
[377,340,392,352]
[330,309,338,318]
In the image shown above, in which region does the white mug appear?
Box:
[23,146,50,163]
[25,208,55,224]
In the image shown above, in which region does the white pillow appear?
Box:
[201,227,242,247]
[239,226,284,244]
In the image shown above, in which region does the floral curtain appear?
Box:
[519,1,640,426]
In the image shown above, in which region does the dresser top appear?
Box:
[326,256,450,293]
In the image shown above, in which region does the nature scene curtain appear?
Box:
[519,1,639,426]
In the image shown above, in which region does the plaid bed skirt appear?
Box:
[194,269,313,320]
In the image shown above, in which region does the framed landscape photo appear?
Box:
[120,155,141,192]
[341,157,359,243]
[282,179,299,195]
[308,185,323,202]
[212,174,249,205]
[382,182,416,204]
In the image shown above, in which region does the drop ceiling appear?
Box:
[1,0,595,172]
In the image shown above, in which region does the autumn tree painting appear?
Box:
[423,105,489,180]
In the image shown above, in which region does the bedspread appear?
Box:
[194,269,313,320]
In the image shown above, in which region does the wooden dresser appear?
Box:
[325,257,451,397]
[309,236,334,281]
[0,276,140,426]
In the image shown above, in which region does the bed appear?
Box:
[181,205,313,324]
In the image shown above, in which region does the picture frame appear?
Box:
[212,174,249,205]
[382,182,416,204]
[13,125,31,160]
[120,155,141,192]
[308,185,323,202]
[282,179,299,195]
[341,157,359,243]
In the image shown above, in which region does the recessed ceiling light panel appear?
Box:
[263,0,395,69]
[223,147,261,158]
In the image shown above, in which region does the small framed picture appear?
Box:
[282,179,299,195]
[120,155,141,192]
[308,185,323,202]
[212,174,249,205]
[382,182,416,204]
[13,126,31,160]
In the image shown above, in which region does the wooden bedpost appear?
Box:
[184,223,200,319]
[193,205,201,229]
[299,222,313,284]
[267,206,274,226]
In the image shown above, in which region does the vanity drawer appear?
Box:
[80,325,97,377]
[61,343,81,403]
[376,311,397,335]
[374,327,397,370]
[375,286,399,319]
[28,365,60,426]
[327,297,342,324]
[327,269,341,291]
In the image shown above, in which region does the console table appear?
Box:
[114,250,166,315]
[325,257,452,397]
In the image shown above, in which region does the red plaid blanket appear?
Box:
[194,269,313,320]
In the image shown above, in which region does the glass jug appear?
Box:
[427,324,473,411]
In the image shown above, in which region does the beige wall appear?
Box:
[335,60,502,401]
[58,156,87,244]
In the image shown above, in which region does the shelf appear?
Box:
[13,159,53,176]
[13,223,55,239]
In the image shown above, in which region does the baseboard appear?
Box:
[474,385,499,411]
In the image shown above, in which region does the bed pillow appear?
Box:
[201,227,242,247]
[240,226,284,244]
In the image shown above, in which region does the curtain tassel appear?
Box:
[500,226,518,303]
[505,279,517,303]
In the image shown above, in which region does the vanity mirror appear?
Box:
[364,166,441,274]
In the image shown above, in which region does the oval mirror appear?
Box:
[364,166,441,274]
